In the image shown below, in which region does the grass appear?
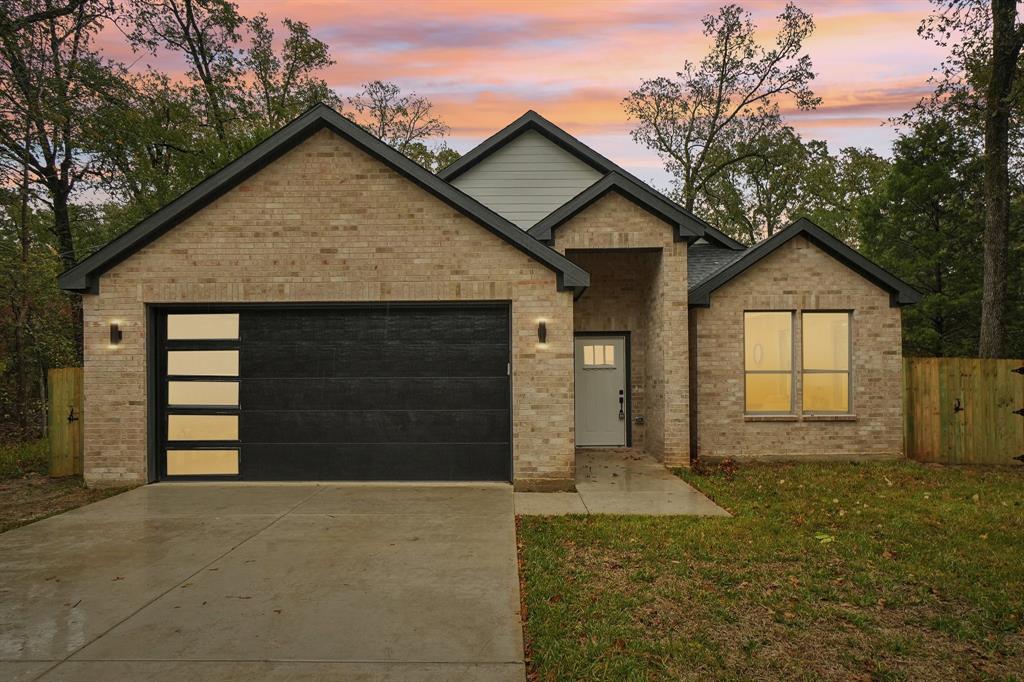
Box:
[0,438,49,479]
[518,461,1024,681]
[0,439,133,533]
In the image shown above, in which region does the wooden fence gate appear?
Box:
[903,357,1024,464]
[47,367,83,477]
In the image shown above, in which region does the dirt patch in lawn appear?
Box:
[0,474,133,533]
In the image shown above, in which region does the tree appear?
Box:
[0,0,120,357]
[919,0,1024,357]
[622,3,820,212]
[242,14,339,127]
[701,125,811,243]
[347,80,457,172]
[798,145,890,245]
[128,0,245,143]
[859,117,985,357]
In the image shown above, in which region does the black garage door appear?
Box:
[157,304,511,481]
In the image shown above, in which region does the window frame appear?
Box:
[742,310,796,415]
[800,310,853,415]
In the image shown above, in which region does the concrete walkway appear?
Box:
[515,450,729,516]
[0,483,524,682]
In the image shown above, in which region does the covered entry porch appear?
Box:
[567,246,691,468]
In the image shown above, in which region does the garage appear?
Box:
[156,304,512,481]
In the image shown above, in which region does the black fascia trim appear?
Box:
[58,103,589,294]
[439,110,746,251]
[687,217,922,308]
[527,173,703,242]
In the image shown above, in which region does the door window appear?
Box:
[582,344,616,368]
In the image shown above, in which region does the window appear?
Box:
[166,350,239,376]
[582,344,616,368]
[168,381,239,407]
[802,312,851,413]
[744,312,793,413]
[166,450,239,476]
[167,414,238,441]
[167,313,239,340]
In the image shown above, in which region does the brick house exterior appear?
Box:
[59,105,919,489]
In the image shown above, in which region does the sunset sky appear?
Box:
[105,0,949,187]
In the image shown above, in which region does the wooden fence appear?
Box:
[47,367,83,477]
[904,357,1024,465]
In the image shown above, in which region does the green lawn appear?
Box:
[518,461,1024,681]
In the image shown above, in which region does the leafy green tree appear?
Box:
[242,14,339,127]
[858,117,985,357]
[917,0,1024,357]
[347,80,458,172]
[623,3,820,212]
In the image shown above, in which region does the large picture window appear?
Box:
[802,312,851,413]
[744,312,793,413]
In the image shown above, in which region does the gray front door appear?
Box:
[574,335,627,447]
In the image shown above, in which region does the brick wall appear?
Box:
[552,192,690,464]
[82,128,577,489]
[692,235,904,461]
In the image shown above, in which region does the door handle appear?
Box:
[618,390,625,420]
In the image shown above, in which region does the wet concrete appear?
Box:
[515,450,730,516]
[0,483,523,681]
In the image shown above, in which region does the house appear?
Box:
[58,104,919,490]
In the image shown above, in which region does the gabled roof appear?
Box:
[58,104,589,294]
[439,110,745,251]
[526,172,703,242]
[688,218,921,307]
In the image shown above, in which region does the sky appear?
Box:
[102,0,950,188]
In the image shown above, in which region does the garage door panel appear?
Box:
[241,377,509,411]
[241,342,508,378]
[381,308,508,344]
[241,309,388,343]
[241,444,510,481]
[241,409,509,444]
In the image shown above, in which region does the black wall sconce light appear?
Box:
[537,321,547,344]
[110,322,123,345]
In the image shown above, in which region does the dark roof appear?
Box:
[688,218,921,307]
[58,104,589,294]
[439,110,745,251]
[527,173,703,243]
[687,243,748,288]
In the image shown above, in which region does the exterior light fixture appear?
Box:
[537,321,547,344]
[110,322,123,345]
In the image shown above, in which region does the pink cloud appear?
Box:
[93,0,948,177]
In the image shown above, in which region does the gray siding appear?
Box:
[451,130,602,229]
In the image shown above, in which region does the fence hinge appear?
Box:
[1015,454,1024,463]
[1013,366,1024,375]
[1015,408,1024,417]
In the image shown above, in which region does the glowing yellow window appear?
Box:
[167,314,239,340]
[802,312,851,413]
[167,350,238,377]
[582,344,615,368]
[166,450,239,476]
[744,312,793,413]
[167,414,238,441]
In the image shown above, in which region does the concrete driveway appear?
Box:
[0,484,524,681]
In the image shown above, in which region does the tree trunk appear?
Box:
[979,0,1022,358]
[51,187,83,361]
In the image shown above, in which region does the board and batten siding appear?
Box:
[450,130,603,229]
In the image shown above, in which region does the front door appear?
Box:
[574,335,627,447]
